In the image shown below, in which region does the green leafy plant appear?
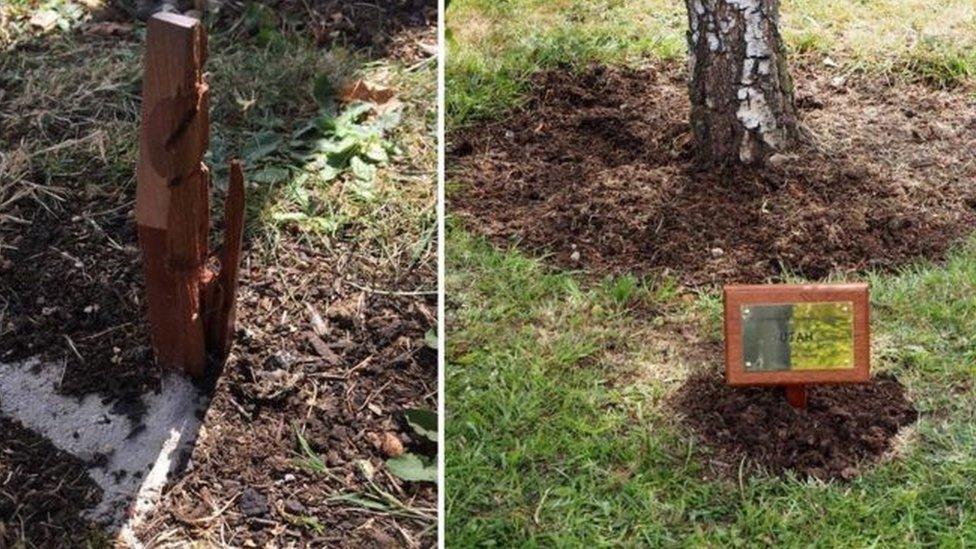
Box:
[386,408,438,483]
[242,2,281,47]
[386,453,436,482]
[292,101,401,193]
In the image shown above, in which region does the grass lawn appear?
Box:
[445,0,976,545]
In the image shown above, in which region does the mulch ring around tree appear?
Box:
[671,372,918,480]
[449,61,976,285]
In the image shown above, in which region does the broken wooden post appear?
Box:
[136,13,245,377]
[204,160,245,360]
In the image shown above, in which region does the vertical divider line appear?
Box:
[436,0,447,545]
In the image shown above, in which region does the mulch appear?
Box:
[449,62,976,285]
[0,1,437,544]
[0,155,437,547]
[671,372,918,480]
[0,416,104,547]
[136,243,437,546]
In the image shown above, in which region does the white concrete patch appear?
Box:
[0,358,208,544]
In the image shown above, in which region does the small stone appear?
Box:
[283,473,296,483]
[709,247,724,258]
[284,499,306,515]
[239,487,269,517]
[570,250,581,262]
[380,432,404,457]
[766,153,794,168]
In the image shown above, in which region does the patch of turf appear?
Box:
[446,226,976,545]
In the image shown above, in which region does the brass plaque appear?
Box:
[741,302,854,372]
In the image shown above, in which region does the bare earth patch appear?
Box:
[671,372,918,480]
[137,249,437,545]
[0,416,103,545]
[0,1,436,544]
[450,62,976,285]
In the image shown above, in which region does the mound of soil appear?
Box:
[0,416,103,546]
[672,373,918,480]
[450,63,976,284]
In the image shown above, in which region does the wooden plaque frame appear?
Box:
[724,283,870,387]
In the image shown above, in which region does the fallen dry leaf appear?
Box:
[29,10,59,32]
[339,79,397,105]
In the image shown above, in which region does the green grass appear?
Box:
[446,0,976,544]
[0,4,436,280]
[446,226,976,546]
[446,0,976,127]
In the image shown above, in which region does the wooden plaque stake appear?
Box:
[724,283,870,409]
[136,14,245,377]
[784,385,807,410]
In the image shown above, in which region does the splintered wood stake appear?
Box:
[205,160,246,360]
[136,13,244,377]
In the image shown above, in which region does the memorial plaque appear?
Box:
[725,283,869,387]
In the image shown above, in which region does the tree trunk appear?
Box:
[685,0,800,166]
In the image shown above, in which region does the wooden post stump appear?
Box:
[136,13,244,378]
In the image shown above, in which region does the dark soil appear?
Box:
[0,180,160,420]
[449,62,976,284]
[212,0,437,61]
[0,417,104,547]
[0,166,436,547]
[136,245,437,546]
[672,372,918,480]
[301,0,436,59]
[82,1,436,61]
[0,147,436,547]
